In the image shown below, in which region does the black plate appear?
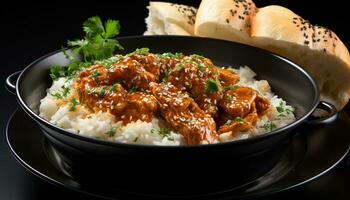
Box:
[6,108,350,199]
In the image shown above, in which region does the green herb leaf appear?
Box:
[260,121,277,132]
[105,127,117,137]
[151,128,170,138]
[197,64,203,72]
[175,63,184,71]
[156,52,183,59]
[158,128,170,137]
[224,85,240,91]
[234,116,245,124]
[205,78,220,94]
[67,16,123,62]
[83,16,105,39]
[162,69,169,83]
[62,86,70,97]
[190,54,205,60]
[51,92,63,99]
[276,102,285,113]
[49,65,66,80]
[129,87,137,93]
[91,70,101,78]
[69,98,80,111]
[128,47,150,56]
[109,83,118,92]
[103,19,120,38]
[99,86,107,96]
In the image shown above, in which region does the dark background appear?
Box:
[1,1,350,199]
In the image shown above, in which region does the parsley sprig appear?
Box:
[68,16,123,62]
[49,16,124,80]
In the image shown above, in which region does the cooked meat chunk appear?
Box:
[218,68,240,86]
[150,82,218,145]
[117,92,158,124]
[167,55,222,117]
[218,87,270,134]
[108,57,157,90]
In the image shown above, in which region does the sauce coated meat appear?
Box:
[74,52,271,145]
[150,82,218,145]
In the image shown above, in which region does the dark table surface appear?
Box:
[1,1,350,199]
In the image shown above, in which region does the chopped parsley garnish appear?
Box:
[151,128,170,138]
[129,87,137,93]
[197,64,203,72]
[156,52,183,59]
[69,98,80,111]
[51,92,63,99]
[162,69,169,83]
[175,63,184,71]
[105,127,117,137]
[225,95,231,102]
[224,85,240,90]
[50,85,70,99]
[49,65,66,80]
[276,102,294,116]
[86,88,92,95]
[99,86,107,96]
[234,116,245,124]
[276,102,285,113]
[62,86,70,97]
[128,47,150,56]
[260,121,277,132]
[190,54,205,60]
[205,78,220,94]
[110,83,118,92]
[91,70,101,78]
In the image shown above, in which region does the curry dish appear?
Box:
[40,49,295,145]
[71,51,271,145]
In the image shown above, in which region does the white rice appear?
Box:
[39,66,295,145]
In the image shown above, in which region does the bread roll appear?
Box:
[144,2,197,35]
[195,1,350,110]
[195,0,257,45]
[251,6,350,110]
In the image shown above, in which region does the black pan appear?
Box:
[5,36,338,196]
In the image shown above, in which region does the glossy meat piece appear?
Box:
[76,64,158,124]
[116,92,159,124]
[108,57,157,90]
[78,64,110,86]
[167,56,222,117]
[218,102,258,134]
[130,53,161,77]
[219,87,258,118]
[218,87,270,134]
[150,82,218,145]
[218,68,240,86]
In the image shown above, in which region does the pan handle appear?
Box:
[5,71,21,95]
[306,101,338,125]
